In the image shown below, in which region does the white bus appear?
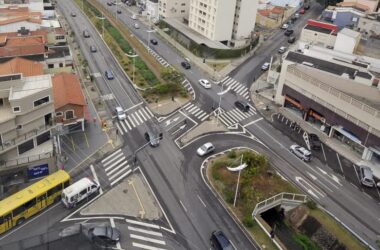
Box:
[61,178,100,208]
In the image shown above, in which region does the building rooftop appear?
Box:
[52,72,86,110]
[339,28,361,39]
[304,24,334,34]
[336,2,370,11]
[46,45,70,59]
[9,74,51,100]
[0,57,43,77]
[286,51,372,79]
[0,35,46,58]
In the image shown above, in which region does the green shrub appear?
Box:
[224,189,235,204]
[293,233,320,250]
[243,215,254,228]
[227,150,237,159]
[306,200,317,210]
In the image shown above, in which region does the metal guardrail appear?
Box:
[252,192,308,217]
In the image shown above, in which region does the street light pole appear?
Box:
[216,83,230,125]
[95,13,105,38]
[126,52,139,82]
[233,155,244,207]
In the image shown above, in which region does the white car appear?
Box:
[261,62,270,71]
[278,46,287,54]
[198,79,211,89]
[290,144,311,162]
[115,107,126,120]
[197,142,215,156]
[281,23,289,29]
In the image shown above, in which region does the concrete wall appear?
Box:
[300,28,337,47]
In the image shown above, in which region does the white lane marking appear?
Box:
[101,149,122,163]
[141,108,151,120]
[104,156,126,171]
[116,122,124,135]
[179,200,188,212]
[194,109,205,118]
[131,113,141,125]
[128,226,163,237]
[132,243,166,250]
[336,153,344,174]
[200,113,210,121]
[119,120,128,133]
[124,119,132,130]
[188,106,198,113]
[130,234,166,245]
[128,116,136,128]
[243,118,263,128]
[197,195,206,207]
[234,109,249,119]
[135,111,144,124]
[139,109,148,121]
[110,169,132,186]
[110,218,122,250]
[125,102,143,112]
[321,143,327,162]
[109,165,131,180]
[107,161,129,176]
[184,103,194,111]
[198,112,208,120]
[228,110,243,121]
[145,106,154,117]
[103,152,123,167]
[126,219,160,229]
[182,102,192,109]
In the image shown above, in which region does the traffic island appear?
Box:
[206,149,367,250]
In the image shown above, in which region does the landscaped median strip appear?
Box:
[73,0,188,103]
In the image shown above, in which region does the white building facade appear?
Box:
[158,0,189,19]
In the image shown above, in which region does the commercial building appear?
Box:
[188,0,257,47]
[321,4,367,29]
[275,46,380,165]
[299,20,338,48]
[340,0,379,12]
[158,0,189,19]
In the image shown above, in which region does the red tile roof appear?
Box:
[0,57,43,77]
[52,73,86,109]
[0,35,46,57]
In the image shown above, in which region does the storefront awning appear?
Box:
[334,126,362,145]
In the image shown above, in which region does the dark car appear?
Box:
[210,231,233,250]
[150,39,158,45]
[105,70,114,80]
[309,133,321,150]
[288,36,296,43]
[117,9,122,14]
[144,131,163,147]
[90,46,97,53]
[235,101,250,112]
[71,12,76,17]
[284,29,294,36]
[107,1,112,6]
[181,61,191,69]
[89,226,120,246]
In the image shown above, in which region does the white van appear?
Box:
[61,178,100,208]
[131,14,137,20]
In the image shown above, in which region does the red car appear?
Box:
[299,8,305,14]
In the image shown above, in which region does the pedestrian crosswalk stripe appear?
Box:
[119,120,128,132]
[116,123,124,135]
[145,107,154,117]
[123,119,132,130]
[128,116,136,128]
[128,226,163,237]
[228,110,244,121]
[141,108,151,119]
[126,219,160,229]
[101,149,122,163]
[221,75,229,82]
[139,109,147,121]
[132,242,166,250]
[200,114,209,121]
[131,113,140,126]
[182,102,192,109]
[103,152,123,167]
[235,85,246,94]
[135,111,144,124]
[104,156,126,171]
[220,112,236,124]
[106,161,129,176]
[229,81,240,89]
[184,103,194,110]
[110,169,132,186]
[188,106,198,113]
[234,109,250,119]
[225,78,234,86]
[130,234,166,245]
[194,110,204,118]
[109,165,130,181]
[243,92,249,98]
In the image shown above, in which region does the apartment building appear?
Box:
[0,73,56,193]
[158,0,189,19]
[300,20,338,48]
[188,0,257,47]
[275,47,380,164]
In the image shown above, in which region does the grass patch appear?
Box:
[293,233,320,250]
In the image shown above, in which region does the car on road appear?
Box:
[145,130,163,147]
[284,29,294,36]
[150,39,158,45]
[261,62,270,71]
[115,107,126,120]
[90,45,97,53]
[304,4,310,10]
[290,144,311,162]
[295,12,300,18]
[210,230,233,250]
[309,133,321,150]
[197,142,215,156]
[278,46,287,54]
[71,12,76,17]
[235,101,250,112]
[181,61,191,69]
[83,30,90,38]
[105,70,114,80]
[288,35,296,43]
[134,23,140,29]
[131,14,138,20]
[89,226,121,246]
[359,166,376,187]
[107,2,112,6]
[291,15,297,22]
[281,23,289,29]
[299,8,305,14]
[117,9,122,14]
[198,79,211,89]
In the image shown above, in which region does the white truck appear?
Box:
[61,178,100,208]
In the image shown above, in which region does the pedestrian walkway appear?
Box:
[220,75,250,100]
[146,46,170,67]
[181,79,195,100]
[115,106,155,135]
[101,149,132,186]
[217,106,257,127]
[181,102,209,122]
[126,219,167,250]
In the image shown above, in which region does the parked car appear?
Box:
[181,61,191,69]
[359,166,376,188]
[299,8,305,14]
[288,36,296,43]
[235,101,250,112]
[150,39,158,45]
[210,230,233,250]
[261,62,270,71]
[105,70,114,80]
[198,79,211,89]
[131,14,138,20]
[107,1,112,6]
[61,178,100,208]
[284,29,294,36]
[304,4,310,10]
[90,46,97,53]
[115,107,126,120]
[281,23,289,30]
[290,144,311,162]
[278,46,287,54]
[197,142,215,156]
[295,13,300,18]
[89,226,121,246]
[134,23,140,29]
[309,133,321,150]
[117,9,122,14]
[71,12,76,17]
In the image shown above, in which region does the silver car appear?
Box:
[290,144,311,162]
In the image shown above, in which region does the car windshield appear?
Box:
[200,145,208,151]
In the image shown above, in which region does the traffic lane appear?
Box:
[59,0,141,108]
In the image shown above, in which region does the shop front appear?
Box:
[330,126,365,155]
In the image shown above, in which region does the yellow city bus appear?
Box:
[0,170,71,234]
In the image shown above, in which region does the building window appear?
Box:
[55,35,65,40]
[18,139,34,154]
[13,106,21,113]
[37,131,50,146]
[16,125,22,130]
[59,63,63,67]
[34,96,50,108]
[56,111,63,116]
[0,98,3,106]
[48,64,54,68]
[65,110,74,120]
